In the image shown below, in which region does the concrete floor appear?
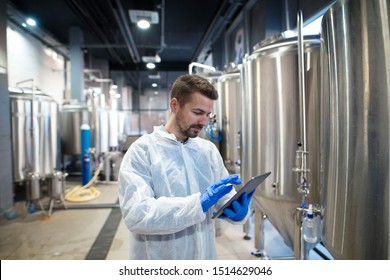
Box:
[0,180,298,260]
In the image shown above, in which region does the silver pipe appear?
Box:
[15,78,34,89]
[295,10,310,199]
[297,10,307,153]
[295,10,309,260]
[294,207,303,260]
[31,89,37,173]
[188,62,216,74]
[84,68,103,90]
[217,72,240,82]
[284,0,291,31]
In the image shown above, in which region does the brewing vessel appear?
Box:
[10,90,60,182]
[215,69,242,174]
[321,0,390,259]
[241,35,321,248]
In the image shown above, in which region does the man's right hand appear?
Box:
[200,174,241,212]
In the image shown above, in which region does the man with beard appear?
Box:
[118,74,253,260]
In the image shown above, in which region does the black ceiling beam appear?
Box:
[110,0,141,64]
[191,0,246,62]
[109,61,189,72]
[64,0,126,65]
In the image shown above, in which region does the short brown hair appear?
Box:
[170,74,218,106]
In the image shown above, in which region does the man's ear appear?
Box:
[170,98,178,113]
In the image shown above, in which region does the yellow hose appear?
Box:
[65,161,104,202]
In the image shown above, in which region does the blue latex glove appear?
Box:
[200,174,242,212]
[219,190,255,221]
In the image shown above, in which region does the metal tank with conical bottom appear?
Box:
[10,90,60,182]
[241,35,322,250]
[321,0,390,260]
[215,68,242,175]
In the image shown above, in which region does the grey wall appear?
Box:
[0,0,15,215]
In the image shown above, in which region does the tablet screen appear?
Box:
[212,171,271,219]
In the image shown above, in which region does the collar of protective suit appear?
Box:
[154,125,191,144]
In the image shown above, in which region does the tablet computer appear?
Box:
[212,171,271,219]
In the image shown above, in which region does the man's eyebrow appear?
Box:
[193,108,207,113]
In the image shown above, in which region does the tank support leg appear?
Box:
[294,208,303,260]
[253,206,267,257]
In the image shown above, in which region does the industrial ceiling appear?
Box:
[6,0,246,90]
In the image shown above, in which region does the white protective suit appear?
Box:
[118,125,244,259]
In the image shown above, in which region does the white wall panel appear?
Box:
[7,24,65,104]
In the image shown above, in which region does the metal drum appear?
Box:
[10,90,60,182]
[215,70,242,174]
[241,36,321,248]
[321,0,390,259]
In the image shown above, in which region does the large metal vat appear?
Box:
[215,70,242,174]
[198,73,222,150]
[60,98,123,179]
[241,36,321,248]
[60,103,90,155]
[60,103,119,156]
[321,0,390,259]
[10,90,60,182]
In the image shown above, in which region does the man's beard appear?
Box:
[175,112,203,139]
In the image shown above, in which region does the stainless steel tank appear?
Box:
[321,0,390,259]
[93,107,110,154]
[60,103,90,155]
[60,102,118,156]
[215,70,242,174]
[198,73,223,150]
[10,90,60,182]
[241,36,321,248]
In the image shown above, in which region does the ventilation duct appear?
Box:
[129,10,159,24]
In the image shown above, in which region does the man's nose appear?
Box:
[199,115,208,126]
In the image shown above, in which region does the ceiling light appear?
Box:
[148,73,161,79]
[146,62,156,69]
[137,19,151,29]
[142,54,161,63]
[152,83,158,87]
[26,18,36,26]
